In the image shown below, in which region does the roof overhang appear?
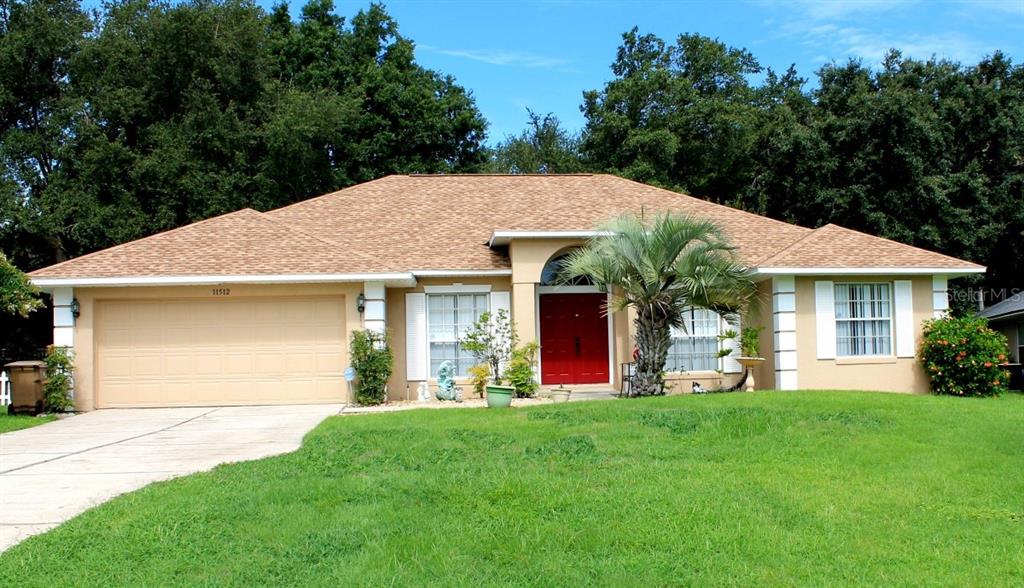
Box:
[487,230,608,247]
[982,309,1024,322]
[30,268,516,290]
[31,273,420,289]
[755,267,986,277]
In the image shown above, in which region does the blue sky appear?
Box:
[325,0,1024,142]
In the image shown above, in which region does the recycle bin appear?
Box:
[4,360,46,415]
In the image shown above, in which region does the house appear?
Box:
[28,174,984,410]
[979,293,1024,388]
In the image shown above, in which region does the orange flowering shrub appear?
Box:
[921,315,1010,397]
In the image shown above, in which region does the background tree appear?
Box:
[560,214,756,396]
[581,31,1023,304]
[0,253,41,317]
[488,110,583,173]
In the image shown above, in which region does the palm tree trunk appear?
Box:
[632,304,671,396]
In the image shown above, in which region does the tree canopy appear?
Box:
[1,0,487,268]
[578,32,1023,296]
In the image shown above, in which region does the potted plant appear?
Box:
[734,326,765,392]
[550,386,571,403]
[460,309,517,408]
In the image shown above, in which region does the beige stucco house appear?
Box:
[29,174,984,410]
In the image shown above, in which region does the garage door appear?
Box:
[95,297,346,407]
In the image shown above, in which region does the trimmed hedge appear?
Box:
[921,315,1010,397]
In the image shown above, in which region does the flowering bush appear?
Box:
[921,315,1010,397]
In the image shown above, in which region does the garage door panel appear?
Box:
[96,296,346,407]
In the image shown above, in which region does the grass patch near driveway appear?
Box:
[2,392,1023,586]
[0,413,54,434]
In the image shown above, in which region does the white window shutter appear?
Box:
[815,281,836,360]
[721,315,742,373]
[406,293,427,381]
[894,280,914,358]
[490,291,510,319]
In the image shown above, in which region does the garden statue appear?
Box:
[436,361,457,401]
[417,381,431,402]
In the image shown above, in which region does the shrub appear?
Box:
[505,342,539,398]
[350,330,393,406]
[921,315,1010,397]
[467,364,490,398]
[43,345,74,412]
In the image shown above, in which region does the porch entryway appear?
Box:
[538,292,610,385]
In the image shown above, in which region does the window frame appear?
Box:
[834,282,895,358]
[666,307,722,373]
[426,292,490,378]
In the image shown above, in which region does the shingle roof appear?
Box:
[980,293,1024,321]
[756,223,982,270]
[29,174,984,279]
[31,208,377,277]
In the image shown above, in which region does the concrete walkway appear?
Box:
[0,404,343,552]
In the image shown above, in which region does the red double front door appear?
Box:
[539,293,610,385]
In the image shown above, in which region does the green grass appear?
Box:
[2,392,1023,586]
[0,413,54,434]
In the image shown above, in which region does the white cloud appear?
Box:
[419,44,571,69]
[756,0,1005,66]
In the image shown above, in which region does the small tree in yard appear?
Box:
[461,309,517,384]
[560,214,757,396]
[350,330,393,406]
[921,315,1010,397]
[1,253,42,317]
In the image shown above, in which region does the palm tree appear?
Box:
[560,213,756,396]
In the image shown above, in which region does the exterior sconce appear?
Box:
[70,298,81,319]
[356,293,365,314]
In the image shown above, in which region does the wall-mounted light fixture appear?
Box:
[356,293,365,314]
[70,298,81,319]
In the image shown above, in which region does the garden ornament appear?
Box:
[436,361,457,401]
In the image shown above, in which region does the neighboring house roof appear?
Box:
[29,174,985,281]
[980,293,1024,321]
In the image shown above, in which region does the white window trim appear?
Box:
[426,291,491,377]
[834,282,896,358]
[666,308,723,374]
[423,284,491,294]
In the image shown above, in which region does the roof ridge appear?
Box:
[241,208,345,251]
[756,224,834,267]
[601,175,814,233]
[266,175,398,216]
[28,208,264,277]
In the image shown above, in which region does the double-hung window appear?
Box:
[428,293,488,377]
[835,283,892,356]
[667,308,720,372]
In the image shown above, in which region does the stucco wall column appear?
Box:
[512,282,536,344]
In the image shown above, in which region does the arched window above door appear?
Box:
[540,253,594,286]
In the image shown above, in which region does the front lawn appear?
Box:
[0,413,54,434]
[2,392,1023,586]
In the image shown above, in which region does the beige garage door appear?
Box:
[95,297,346,407]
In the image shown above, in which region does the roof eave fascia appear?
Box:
[411,269,512,277]
[980,308,1024,322]
[754,267,986,277]
[31,272,419,289]
[487,230,609,247]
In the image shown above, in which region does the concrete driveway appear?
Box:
[0,404,343,552]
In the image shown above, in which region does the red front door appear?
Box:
[539,293,610,385]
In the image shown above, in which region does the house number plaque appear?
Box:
[211,288,231,296]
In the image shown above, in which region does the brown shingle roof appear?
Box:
[757,223,982,270]
[30,174,983,279]
[31,208,377,278]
